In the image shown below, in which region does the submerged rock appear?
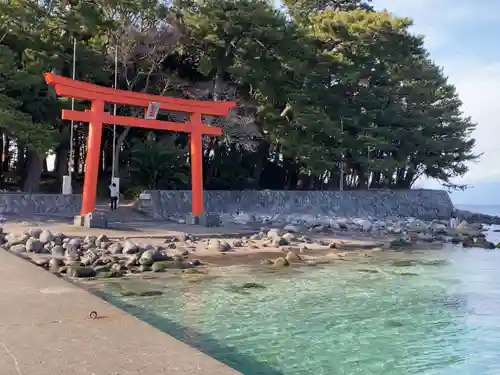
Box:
[391,260,416,267]
[120,290,163,297]
[285,251,301,263]
[357,268,379,273]
[272,257,289,267]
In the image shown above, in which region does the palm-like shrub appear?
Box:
[123,133,189,191]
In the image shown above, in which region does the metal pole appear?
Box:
[339,117,344,191]
[68,37,76,180]
[111,44,118,180]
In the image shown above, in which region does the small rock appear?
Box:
[39,230,54,244]
[9,244,26,253]
[65,247,80,261]
[207,239,231,252]
[139,249,158,266]
[6,233,29,245]
[108,243,123,255]
[96,234,109,246]
[190,259,202,267]
[93,264,113,273]
[67,238,82,248]
[275,237,289,246]
[267,228,282,239]
[283,224,301,233]
[122,240,139,254]
[49,258,63,272]
[462,237,474,248]
[272,257,289,267]
[26,238,44,253]
[28,229,42,238]
[475,237,495,249]
[125,255,139,267]
[138,264,150,272]
[51,245,65,257]
[285,251,301,263]
[67,266,97,278]
[152,262,166,272]
[32,255,51,267]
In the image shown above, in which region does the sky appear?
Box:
[371,0,500,203]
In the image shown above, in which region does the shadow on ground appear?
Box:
[94,291,285,375]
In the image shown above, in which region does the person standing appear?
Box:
[108,182,119,210]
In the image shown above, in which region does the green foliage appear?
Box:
[0,45,57,154]
[122,134,189,190]
[0,0,480,192]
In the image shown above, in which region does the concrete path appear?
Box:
[0,250,241,375]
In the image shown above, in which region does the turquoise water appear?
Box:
[94,230,500,375]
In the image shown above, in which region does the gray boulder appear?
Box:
[39,230,54,244]
[26,238,44,253]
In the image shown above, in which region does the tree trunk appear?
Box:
[16,143,25,176]
[252,140,270,188]
[55,148,69,177]
[54,125,71,181]
[22,148,43,193]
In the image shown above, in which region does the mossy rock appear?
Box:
[392,271,419,276]
[182,268,206,275]
[241,282,266,289]
[120,290,163,297]
[229,282,267,294]
[391,260,416,267]
[357,268,379,273]
[386,320,405,327]
[153,260,185,271]
[420,259,448,266]
[98,270,126,279]
[151,262,166,273]
[185,274,220,283]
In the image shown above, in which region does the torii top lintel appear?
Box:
[44,72,237,126]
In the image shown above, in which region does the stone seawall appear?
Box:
[141,190,454,220]
[0,193,81,216]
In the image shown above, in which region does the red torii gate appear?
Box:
[44,72,236,218]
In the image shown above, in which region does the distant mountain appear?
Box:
[448,180,500,205]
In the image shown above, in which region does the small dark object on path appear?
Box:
[89,311,98,319]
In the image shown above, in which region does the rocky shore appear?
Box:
[455,209,500,225]
[0,215,499,282]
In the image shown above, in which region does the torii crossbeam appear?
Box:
[45,72,236,218]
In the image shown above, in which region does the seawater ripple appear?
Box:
[96,242,500,375]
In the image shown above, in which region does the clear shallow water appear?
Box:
[94,231,500,375]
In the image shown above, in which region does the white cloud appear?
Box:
[372,0,500,183]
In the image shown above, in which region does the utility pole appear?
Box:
[111,43,118,180]
[339,117,344,191]
[62,37,76,195]
[69,37,76,180]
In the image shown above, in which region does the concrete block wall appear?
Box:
[140,189,454,220]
